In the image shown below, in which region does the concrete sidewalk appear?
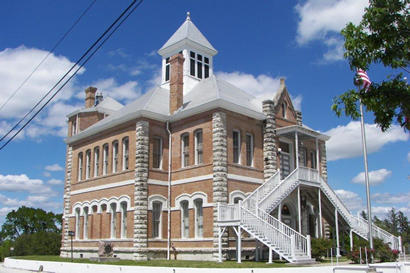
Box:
[0,263,42,273]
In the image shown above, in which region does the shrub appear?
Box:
[311,238,332,261]
[13,232,61,256]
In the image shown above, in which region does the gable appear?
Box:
[273,80,297,125]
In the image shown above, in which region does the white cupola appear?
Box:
[158,12,218,94]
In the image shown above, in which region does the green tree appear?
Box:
[333,0,410,131]
[0,206,62,241]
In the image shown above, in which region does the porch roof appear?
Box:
[276,125,330,141]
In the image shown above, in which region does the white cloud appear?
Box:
[372,192,410,205]
[45,163,64,172]
[371,206,410,217]
[0,173,54,194]
[48,179,63,185]
[0,46,82,119]
[295,0,368,62]
[216,71,303,111]
[335,189,364,212]
[352,168,392,185]
[325,121,409,161]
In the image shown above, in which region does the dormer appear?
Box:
[158,12,218,94]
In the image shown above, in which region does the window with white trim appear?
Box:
[190,51,209,79]
[77,153,83,181]
[310,151,317,169]
[103,144,108,175]
[233,197,243,204]
[122,137,129,171]
[181,134,189,167]
[152,201,162,238]
[94,147,99,177]
[233,130,241,164]
[120,202,127,238]
[110,203,117,238]
[153,137,163,169]
[165,57,170,82]
[75,207,80,239]
[71,120,77,136]
[112,141,118,173]
[282,102,287,118]
[245,133,254,166]
[194,199,203,238]
[85,150,91,179]
[83,207,89,239]
[194,130,203,165]
[181,200,189,238]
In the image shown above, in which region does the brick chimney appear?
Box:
[85,86,97,108]
[169,53,185,114]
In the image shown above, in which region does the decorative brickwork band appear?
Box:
[320,142,328,183]
[212,112,228,260]
[133,120,149,260]
[60,146,73,256]
[262,100,277,181]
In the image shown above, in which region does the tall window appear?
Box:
[71,120,77,136]
[103,144,108,175]
[246,133,254,166]
[120,202,127,239]
[112,141,118,173]
[110,203,117,238]
[153,137,163,169]
[77,153,83,181]
[282,102,287,118]
[233,130,241,164]
[83,207,89,239]
[181,134,189,167]
[85,150,91,179]
[189,51,210,79]
[165,57,170,81]
[181,200,189,238]
[194,199,203,238]
[75,208,80,239]
[94,147,99,177]
[152,201,162,238]
[310,151,317,169]
[194,130,203,165]
[299,147,307,167]
[122,137,129,170]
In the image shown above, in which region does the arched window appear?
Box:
[181,134,189,167]
[245,133,254,166]
[152,201,162,238]
[102,144,109,175]
[233,130,241,164]
[194,199,203,238]
[180,200,189,238]
[112,141,118,173]
[94,147,100,177]
[153,137,163,169]
[282,204,290,216]
[110,203,117,238]
[233,197,243,204]
[194,130,203,165]
[75,207,81,239]
[77,153,83,181]
[85,150,91,179]
[122,137,129,171]
[83,207,89,239]
[120,202,127,238]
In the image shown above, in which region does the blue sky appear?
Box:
[0,0,408,223]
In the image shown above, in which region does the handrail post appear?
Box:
[238,200,242,223]
[398,236,402,252]
[307,235,311,258]
[291,234,296,259]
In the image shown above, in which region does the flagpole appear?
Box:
[358,96,374,259]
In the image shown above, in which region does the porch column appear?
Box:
[237,226,242,263]
[268,247,273,264]
[315,138,320,172]
[335,208,340,257]
[318,189,323,238]
[278,201,282,222]
[218,227,222,263]
[295,132,299,169]
[350,229,354,251]
[298,186,302,233]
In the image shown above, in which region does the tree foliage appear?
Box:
[333,0,410,131]
[0,206,62,241]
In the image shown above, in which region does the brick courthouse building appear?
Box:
[60,14,399,262]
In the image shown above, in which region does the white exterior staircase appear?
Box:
[218,168,401,263]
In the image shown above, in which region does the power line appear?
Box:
[0,0,143,151]
[0,0,97,114]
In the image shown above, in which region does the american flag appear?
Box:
[356,69,372,91]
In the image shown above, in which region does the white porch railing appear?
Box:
[217,203,240,223]
[298,166,320,183]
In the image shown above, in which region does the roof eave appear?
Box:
[276,125,330,141]
[158,39,217,57]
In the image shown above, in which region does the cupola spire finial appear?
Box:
[186,11,191,21]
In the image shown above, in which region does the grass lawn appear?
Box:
[13,255,294,268]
